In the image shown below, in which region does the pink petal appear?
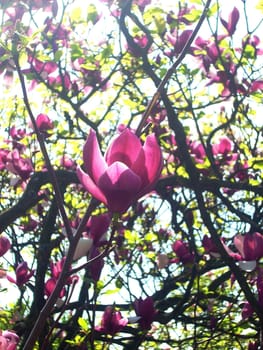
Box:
[250,80,263,92]
[83,129,107,183]
[105,129,143,167]
[234,234,245,257]
[45,278,65,298]
[77,166,107,204]
[98,162,142,213]
[221,7,239,36]
[244,232,263,260]
[228,7,240,36]
[132,134,162,195]
[0,336,8,350]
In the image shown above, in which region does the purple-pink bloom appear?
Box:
[189,141,206,163]
[134,297,156,330]
[0,236,11,257]
[6,150,33,181]
[202,234,241,260]
[45,278,66,298]
[86,213,111,246]
[10,127,26,141]
[96,306,128,336]
[0,149,8,171]
[203,235,220,258]
[220,7,240,36]
[212,137,232,156]
[7,262,34,287]
[242,268,263,320]
[89,248,104,282]
[45,257,79,297]
[77,128,163,213]
[167,30,193,56]
[35,114,54,133]
[234,232,263,261]
[172,240,194,265]
[0,330,19,350]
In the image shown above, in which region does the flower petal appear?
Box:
[132,134,163,195]
[105,129,143,167]
[83,129,107,183]
[243,232,263,260]
[77,166,107,204]
[234,234,245,258]
[98,162,142,213]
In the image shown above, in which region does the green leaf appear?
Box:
[78,317,89,332]
[87,4,99,24]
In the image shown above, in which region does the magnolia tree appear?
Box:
[0,0,263,349]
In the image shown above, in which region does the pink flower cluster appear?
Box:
[189,136,250,183]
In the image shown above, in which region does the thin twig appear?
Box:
[13,41,73,241]
[135,0,212,136]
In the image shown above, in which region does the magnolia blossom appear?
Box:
[220,7,240,36]
[77,128,163,213]
[0,236,11,257]
[96,306,128,336]
[0,330,19,350]
[234,232,263,261]
[234,232,263,271]
[7,262,34,287]
[172,240,194,265]
[73,213,111,260]
[134,297,156,330]
[45,257,78,297]
[35,113,54,133]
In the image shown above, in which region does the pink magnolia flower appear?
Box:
[7,262,34,287]
[220,7,240,36]
[60,155,76,170]
[77,128,163,213]
[96,306,128,336]
[172,240,194,265]
[85,213,111,246]
[28,57,58,77]
[35,114,54,133]
[45,258,78,297]
[242,268,263,319]
[212,137,232,156]
[9,127,26,141]
[89,248,104,282]
[0,149,8,171]
[5,149,33,181]
[166,30,193,56]
[234,232,263,261]
[0,330,19,350]
[202,235,241,261]
[45,278,65,298]
[73,213,111,261]
[203,235,221,258]
[134,297,156,330]
[0,236,11,257]
[189,141,206,163]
